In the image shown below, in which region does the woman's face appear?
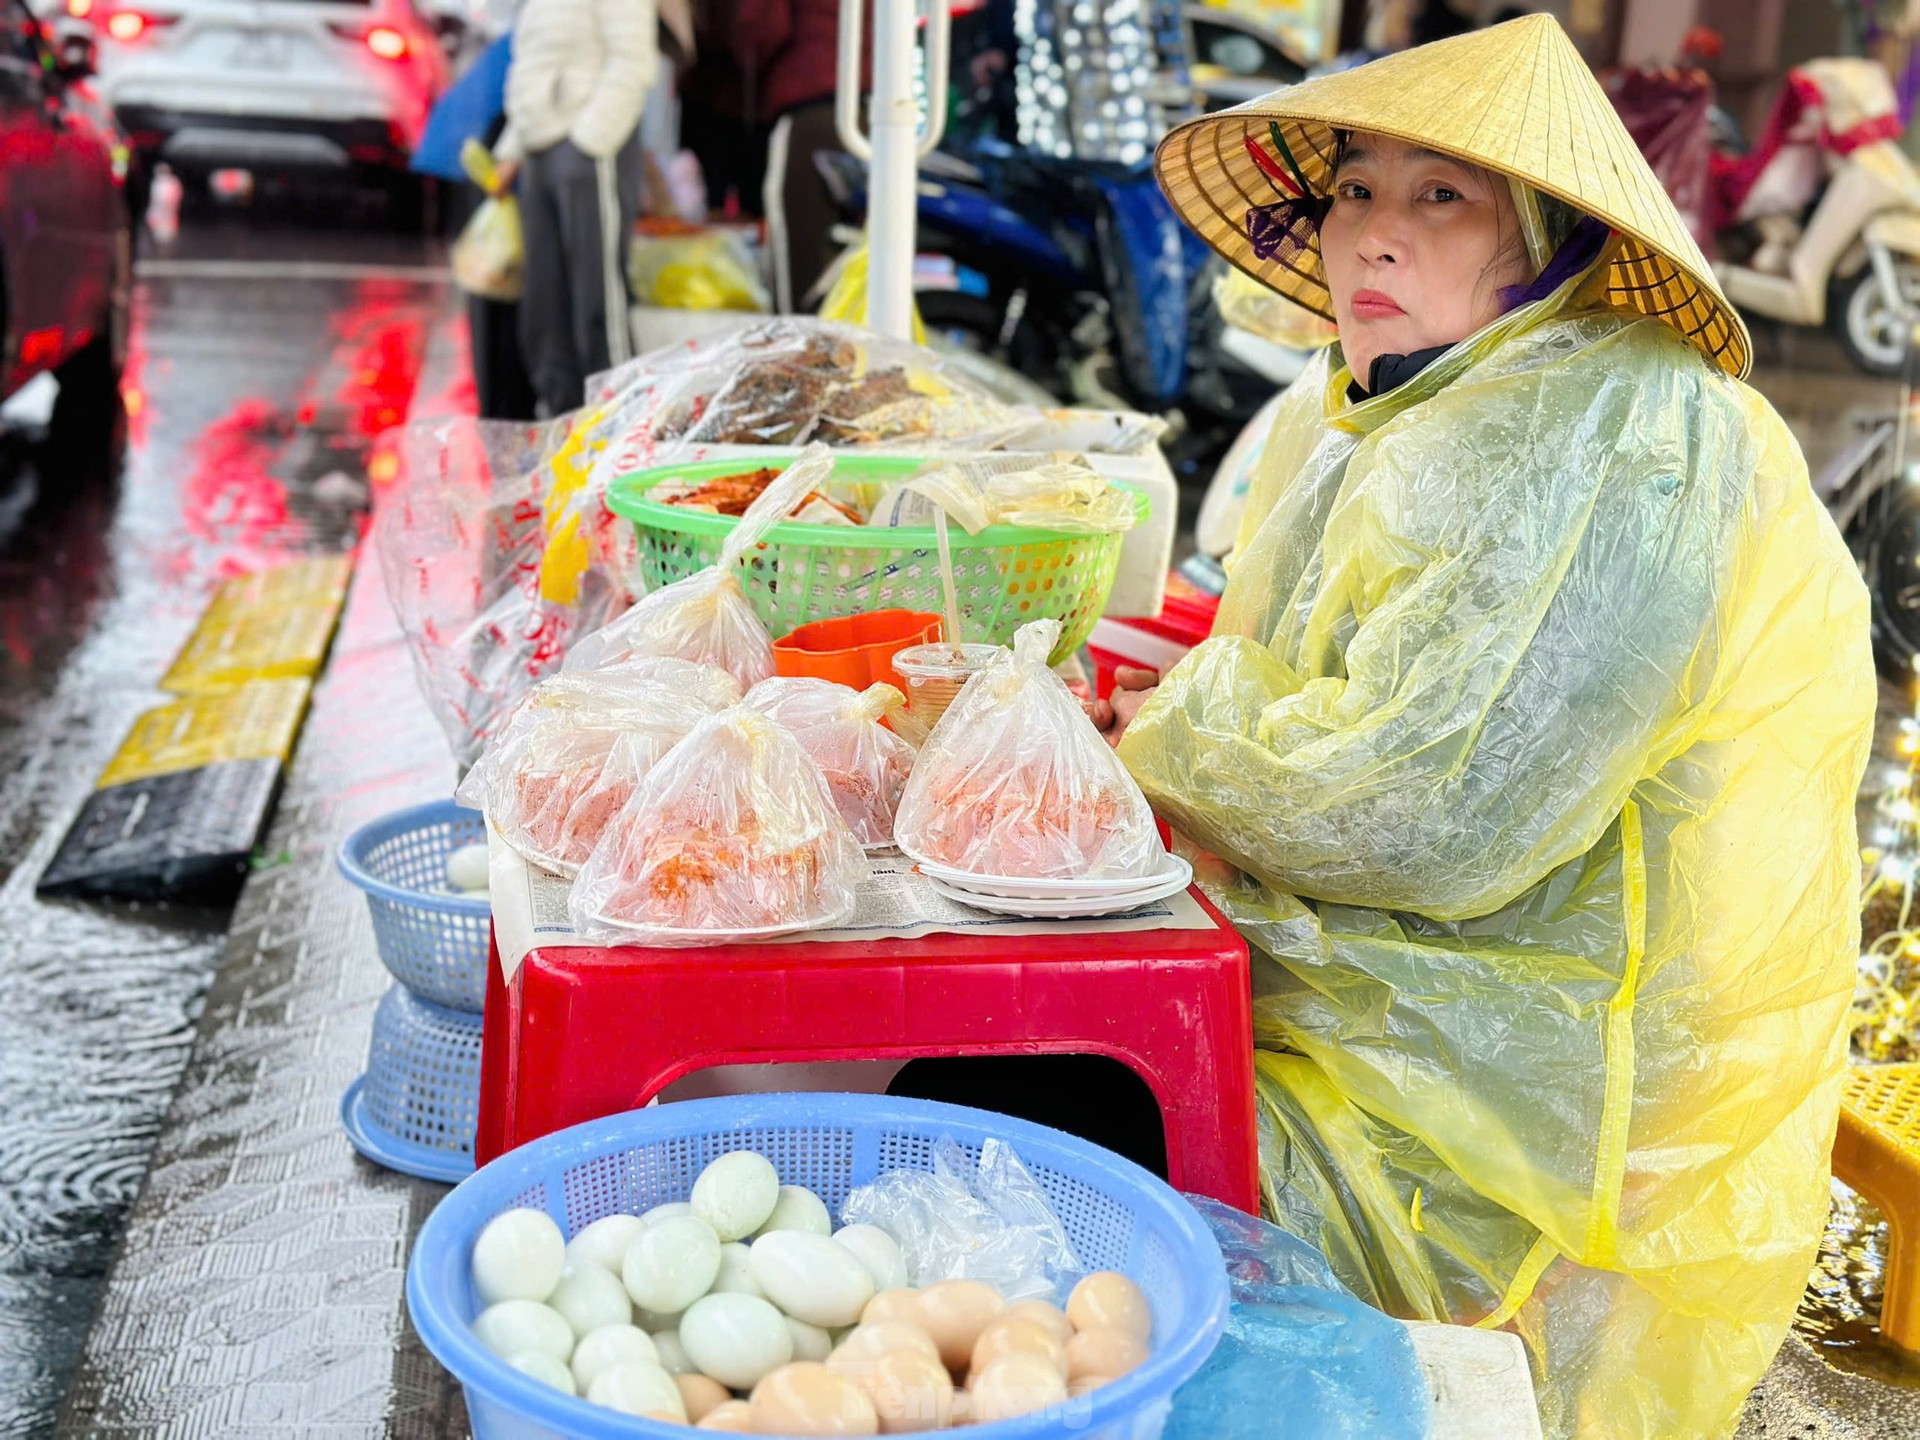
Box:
[1319,133,1531,387]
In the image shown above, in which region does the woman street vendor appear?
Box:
[1111,16,1877,1440]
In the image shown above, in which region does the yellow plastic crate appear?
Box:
[97,678,313,789]
[160,556,352,691]
[1833,1063,1920,1353]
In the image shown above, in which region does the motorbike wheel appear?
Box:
[1835,261,1920,377]
[915,290,1064,399]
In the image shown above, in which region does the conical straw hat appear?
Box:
[1156,14,1751,377]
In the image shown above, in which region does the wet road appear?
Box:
[0,188,452,1440]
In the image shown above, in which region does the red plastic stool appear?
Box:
[477,894,1258,1213]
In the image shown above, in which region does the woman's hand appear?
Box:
[1088,666,1159,748]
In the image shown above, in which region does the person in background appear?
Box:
[681,0,769,218]
[736,0,860,312]
[493,0,659,413]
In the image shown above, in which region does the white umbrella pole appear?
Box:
[837,0,951,343]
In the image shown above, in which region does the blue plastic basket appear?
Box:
[342,985,482,1183]
[337,799,491,1012]
[407,1093,1229,1440]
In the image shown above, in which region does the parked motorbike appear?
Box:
[1184,2,1308,111]
[1707,58,1920,376]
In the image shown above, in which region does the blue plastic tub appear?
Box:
[337,799,491,1011]
[342,985,481,1183]
[407,1093,1230,1440]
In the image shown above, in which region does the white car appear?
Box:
[90,0,449,200]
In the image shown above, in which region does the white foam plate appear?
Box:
[903,850,1192,900]
[925,871,1191,918]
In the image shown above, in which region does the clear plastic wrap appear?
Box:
[839,1137,1081,1302]
[869,454,1140,535]
[568,706,868,944]
[379,413,638,769]
[455,658,743,875]
[563,446,836,683]
[743,677,918,847]
[894,619,1164,881]
[580,318,1033,474]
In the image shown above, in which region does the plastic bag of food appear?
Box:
[569,706,868,943]
[869,454,1140,535]
[579,319,1033,474]
[894,619,1164,881]
[451,139,523,301]
[744,677,917,846]
[456,658,743,874]
[380,413,638,769]
[630,230,769,312]
[563,446,836,682]
[840,1136,1081,1302]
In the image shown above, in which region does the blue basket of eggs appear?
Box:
[406,1093,1229,1439]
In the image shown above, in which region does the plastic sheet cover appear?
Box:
[1165,1196,1429,1440]
[1117,264,1878,1439]
[895,619,1164,881]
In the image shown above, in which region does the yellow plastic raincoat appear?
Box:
[1118,265,1877,1440]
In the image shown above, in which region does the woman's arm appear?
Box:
[569,0,662,159]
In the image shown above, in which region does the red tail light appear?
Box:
[105,10,149,39]
[365,24,407,59]
[66,0,93,18]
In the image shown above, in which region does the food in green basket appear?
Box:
[656,466,866,525]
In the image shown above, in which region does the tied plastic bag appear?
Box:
[380,413,638,769]
[895,618,1165,881]
[455,658,743,875]
[569,706,868,943]
[630,230,769,312]
[840,1137,1081,1302]
[451,138,523,301]
[1163,1198,1431,1440]
[870,454,1140,535]
[564,445,837,683]
[744,677,918,846]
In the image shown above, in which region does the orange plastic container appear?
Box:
[772,609,943,690]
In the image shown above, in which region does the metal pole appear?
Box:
[835,0,951,343]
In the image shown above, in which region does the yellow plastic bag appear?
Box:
[818,237,926,345]
[452,138,523,301]
[630,231,769,311]
[1118,260,1878,1440]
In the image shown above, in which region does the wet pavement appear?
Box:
[4,208,1920,1437]
[0,187,452,1440]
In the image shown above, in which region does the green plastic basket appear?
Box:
[605,455,1144,661]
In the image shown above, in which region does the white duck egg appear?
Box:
[471,1208,566,1305]
[507,1350,575,1395]
[752,1185,832,1238]
[712,1242,765,1298]
[641,1201,695,1226]
[679,1292,795,1390]
[622,1214,722,1315]
[566,1214,647,1275]
[830,1224,909,1293]
[570,1324,658,1393]
[473,1300,574,1363]
[785,1316,833,1363]
[586,1360,688,1419]
[748,1231,876,1328]
[690,1151,781,1242]
[446,842,491,893]
[547,1261,632,1337]
[650,1328,695,1375]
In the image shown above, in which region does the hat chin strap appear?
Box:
[1509,176,1557,274]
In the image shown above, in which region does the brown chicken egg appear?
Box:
[967,1352,1069,1424]
[674,1373,732,1424]
[914,1281,1006,1373]
[860,1289,922,1327]
[1066,1328,1147,1383]
[826,1321,942,1376]
[851,1347,956,1434]
[748,1361,880,1436]
[1002,1300,1074,1348]
[695,1398,754,1431]
[968,1317,1068,1381]
[1065,1273,1151,1343]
